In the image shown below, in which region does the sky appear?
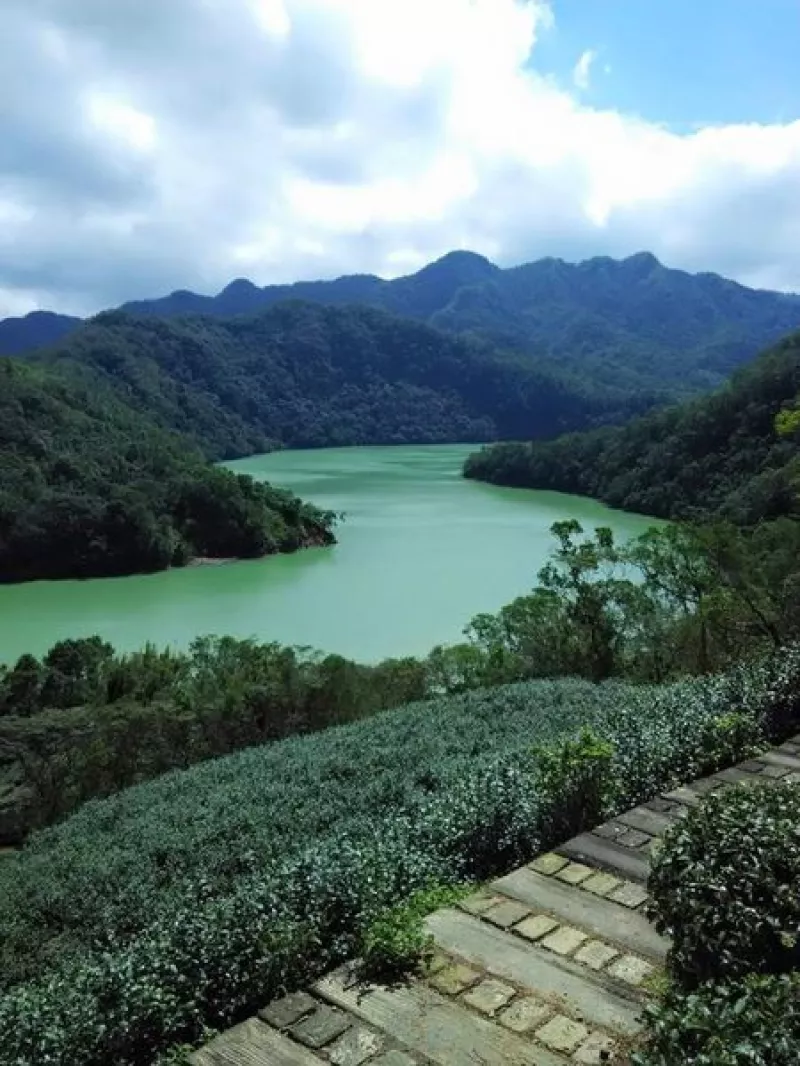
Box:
[2,0,800,318]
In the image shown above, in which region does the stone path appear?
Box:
[192,735,800,1066]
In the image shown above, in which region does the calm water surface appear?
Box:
[0,445,658,663]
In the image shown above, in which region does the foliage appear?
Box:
[360,883,471,982]
[633,973,800,1066]
[11,249,800,399]
[465,331,800,525]
[0,358,334,581]
[0,637,430,841]
[465,520,800,682]
[647,781,800,987]
[532,728,614,839]
[0,647,798,1064]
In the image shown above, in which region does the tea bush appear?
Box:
[648,780,800,986]
[0,646,798,1065]
[633,973,800,1066]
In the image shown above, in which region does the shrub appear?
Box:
[648,781,800,986]
[632,973,800,1066]
[532,728,614,839]
[360,883,471,982]
[0,649,799,1066]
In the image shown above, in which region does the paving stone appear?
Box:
[328,1026,383,1066]
[582,872,621,897]
[573,940,620,971]
[498,997,553,1033]
[536,1015,590,1054]
[643,797,676,814]
[690,778,724,794]
[459,892,504,916]
[515,914,560,941]
[573,1032,618,1065]
[555,862,594,885]
[606,955,655,987]
[428,962,481,995]
[739,760,766,773]
[616,828,651,850]
[462,978,516,1016]
[482,898,531,928]
[762,763,792,778]
[592,822,627,840]
[259,990,317,1029]
[371,1054,417,1066]
[608,882,649,909]
[530,853,570,876]
[291,1005,351,1049]
[424,951,451,975]
[541,925,589,956]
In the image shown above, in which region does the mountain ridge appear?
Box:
[5,251,799,398]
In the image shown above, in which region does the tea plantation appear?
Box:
[1,648,799,1065]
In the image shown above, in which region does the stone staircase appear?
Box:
[192,736,800,1066]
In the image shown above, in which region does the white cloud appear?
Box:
[573,49,596,91]
[1,0,800,318]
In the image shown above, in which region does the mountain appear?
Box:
[464,331,800,524]
[5,252,799,399]
[0,310,80,355]
[30,301,646,458]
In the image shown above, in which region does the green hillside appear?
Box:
[2,648,798,1065]
[465,330,800,523]
[6,251,799,401]
[31,301,646,456]
[0,358,334,582]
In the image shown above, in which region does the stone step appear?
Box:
[191,1018,325,1066]
[315,967,564,1066]
[425,908,643,1037]
[761,750,800,771]
[615,806,675,837]
[492,867,668,961]
[556,834,650,883]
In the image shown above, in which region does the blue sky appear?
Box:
[535,0,800,128]
[2,0,800,316]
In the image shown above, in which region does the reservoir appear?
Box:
[0,444,658,664]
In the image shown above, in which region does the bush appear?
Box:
[360,883,471,983]
[632,973,800,1066]
[532,728,615,839]
[648,781,800,986]
[0,649,799,1065]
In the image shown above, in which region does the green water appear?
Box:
[0,445,658,664]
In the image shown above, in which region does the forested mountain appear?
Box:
[30,301,649,455]
[0,310,80,355]
[0,358,334,583]
[5,252,799,398]
[465,331,800,524]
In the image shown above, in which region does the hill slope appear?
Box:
[30,301,647,456]
[464,331,800,523]
[5,252,799,397]
[0,310,80,355]
[0,358,334,582]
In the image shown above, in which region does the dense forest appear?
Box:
[0,358,334,582]
[31,301,650,452]
[466,330,800,524]
[5,250,799,399]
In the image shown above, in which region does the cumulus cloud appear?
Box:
[572,49,596,91]
[1,0,800,317]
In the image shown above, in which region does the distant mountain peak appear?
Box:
[622,251,662,272]
[220,277,259,296]
[420,249,499,275]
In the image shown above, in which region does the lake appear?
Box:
[0,445,658,664]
